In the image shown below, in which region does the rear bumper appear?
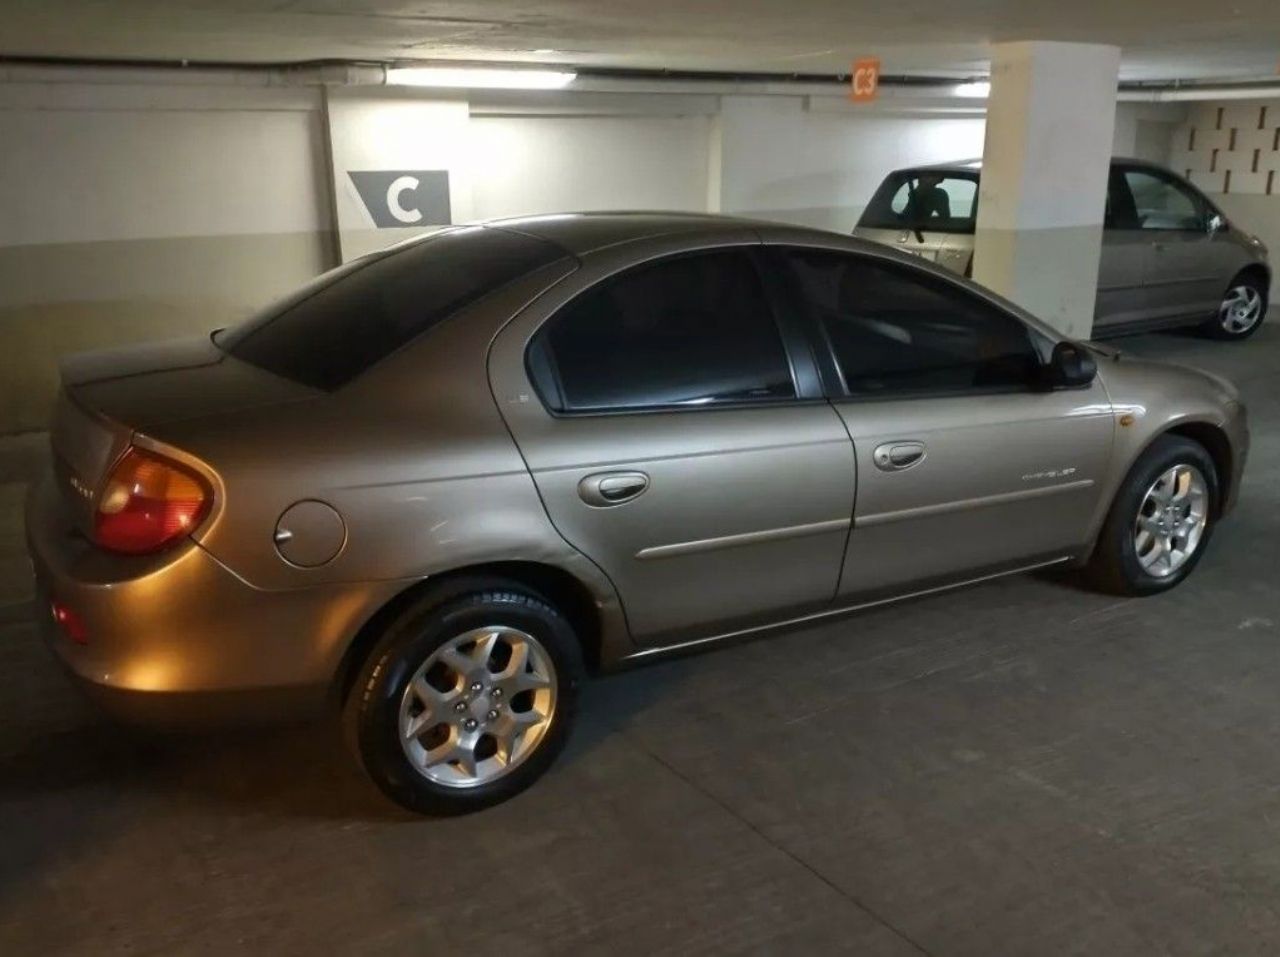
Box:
[26,470,405,728]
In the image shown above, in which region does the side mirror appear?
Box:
[1043,341,1097,389]
[1207,213,1228,235]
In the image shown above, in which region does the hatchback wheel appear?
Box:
[1203,274,1267,339]
[1086,435,1219,595]
[346,586,582,814]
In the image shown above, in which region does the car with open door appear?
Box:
[853,158,1270,340]
[26,213,1248,814]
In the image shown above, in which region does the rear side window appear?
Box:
[528,250,795,412]
[221,227,565,390]
[780,248,1041,398]
[858,170,980,234]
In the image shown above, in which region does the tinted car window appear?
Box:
[529,251,795,412]
[858,170,980,233]
[780,249,1040,397]
[220,227,565,390]
[1122,169,1205,231]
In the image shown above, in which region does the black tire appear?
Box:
[1086,435,1219,596]
[345,583,583,815]
[1200,271,1268,340]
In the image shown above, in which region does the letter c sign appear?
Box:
[386,176,423,224]
[347,170,452,228]
[850,57,880,103]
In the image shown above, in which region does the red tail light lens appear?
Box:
[94,448,212,554]
[51,601,89,644]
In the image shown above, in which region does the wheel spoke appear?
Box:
[439,645,479,680]
[452,736,479,778]
[402,708,438,741]
[472,630,500,671]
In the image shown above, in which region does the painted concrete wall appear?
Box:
[469,113,713,220]
[0,70,1184,435]
[1168,99,1280,294]
[715,96,988,232]
[0,82,334,433]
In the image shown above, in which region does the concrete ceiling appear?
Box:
[3,0,1280,82]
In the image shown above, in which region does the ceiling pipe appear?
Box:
[4,56,1280,102]
[1118,82,1280,102]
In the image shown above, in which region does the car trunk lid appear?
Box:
[51,335,317,534]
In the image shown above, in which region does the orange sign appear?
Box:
[850,57,880,103]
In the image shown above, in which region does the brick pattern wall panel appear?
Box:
[1173,99,1280,195]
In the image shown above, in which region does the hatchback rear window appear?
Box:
[858,170,980,234]
[219,226,566,390]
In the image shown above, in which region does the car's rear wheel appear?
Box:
[346,585,582,814]
[1086,435,1219,595]
[1202,273,1267,339]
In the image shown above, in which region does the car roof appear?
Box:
[482,210,786,256]
[888,156,1168,176]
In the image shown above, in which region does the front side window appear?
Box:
[1121,169,1206,231]
[858,171,980,234]
[779,248,1041,398]
[528,250,795,412]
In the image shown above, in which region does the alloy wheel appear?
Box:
[1133,463,1209,578]
[398,625,557,788]
[1219,285,1264,334]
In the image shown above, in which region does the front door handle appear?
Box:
[578,471,650,507]
[873,442,926,472]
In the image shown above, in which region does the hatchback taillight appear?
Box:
[94,447,212,554]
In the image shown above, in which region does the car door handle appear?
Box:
[873,442,926,472]
[578,471,650,507]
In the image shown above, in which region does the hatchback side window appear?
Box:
[779,248,1041,398]
[1122,169,1206,231]
[528,250,796,412]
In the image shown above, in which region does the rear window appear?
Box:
[219,226,566,390]
[858,170,980,234]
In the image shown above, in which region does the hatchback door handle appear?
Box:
[578,471,650,507]
[873,442,926,472]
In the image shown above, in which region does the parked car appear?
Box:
[27,213,1248,814]
[853,158,1270,339]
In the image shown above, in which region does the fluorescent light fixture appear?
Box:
[386,66,577,90]
[954,80,991,98]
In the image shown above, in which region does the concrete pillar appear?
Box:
[973,42,1121,339]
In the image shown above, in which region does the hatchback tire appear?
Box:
[1202,273,1268,340]
[1086,435,1219,596]
[345,585,583,815]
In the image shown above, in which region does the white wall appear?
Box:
[1166,99,1280,293]
[716,96,987,232]
[470,114,712,219]
[0,68,1184,434]
[0,81,333,432]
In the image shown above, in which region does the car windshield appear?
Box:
[858,170,980,234]
[217,226,567,391]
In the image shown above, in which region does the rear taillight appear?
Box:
[93,447,212,554]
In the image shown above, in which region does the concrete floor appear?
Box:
[2,327,1279,956]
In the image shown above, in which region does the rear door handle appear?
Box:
[578,471,650,507]
[873,442,926,472]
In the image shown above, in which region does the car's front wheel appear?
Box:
[1202,273,1268,340]
[1086,435,1219,596]
[346,585,582,814]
